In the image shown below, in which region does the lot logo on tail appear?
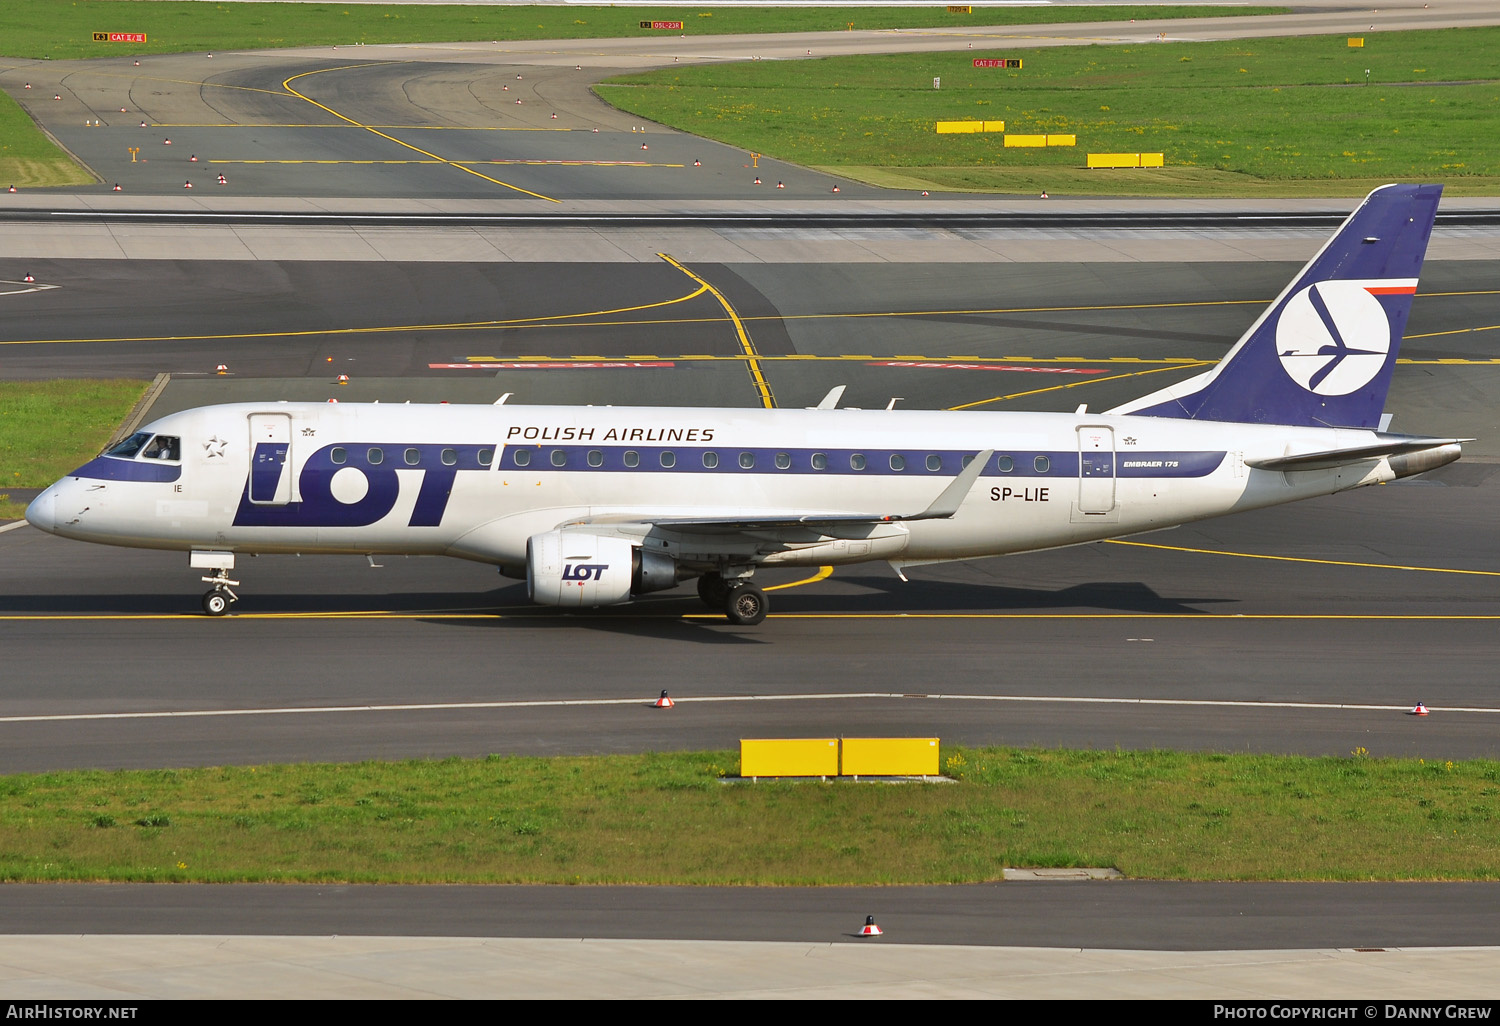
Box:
[1275,281,1391,396]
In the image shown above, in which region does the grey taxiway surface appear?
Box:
[3,4,1500,999]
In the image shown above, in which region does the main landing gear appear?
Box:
[200,568,239,616]
[698,571,768,626]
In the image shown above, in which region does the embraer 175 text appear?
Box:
[28,185,1461,625]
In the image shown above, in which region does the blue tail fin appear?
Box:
[1110,183,1442,428]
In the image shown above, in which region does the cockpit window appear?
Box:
[104,431,152,459]
[141,435,180,461]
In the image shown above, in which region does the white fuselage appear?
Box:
[29,402,1404,571]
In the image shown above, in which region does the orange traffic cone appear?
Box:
[859,916,882,937]
[654,690,674,709]
[1410,703,1429,716]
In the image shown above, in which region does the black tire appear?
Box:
[202,591,230,616]
[724,583,768,625]
[697,573,730,609]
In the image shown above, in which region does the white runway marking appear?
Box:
[2,691,1497,725]
[0,280,59,296]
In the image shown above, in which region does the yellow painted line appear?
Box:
[8,610,1500,624]
[659,253,776,410]
[1105,539,1500,577]
[684,613,1500,621]
[947,363,1208,411]
[153,124,572,131]
[1402,325,1500,341]
[0,289,715,348]
[281,65,559,203]
[0,612,498,622]
[763,566,834,592]
[210,158,678,168]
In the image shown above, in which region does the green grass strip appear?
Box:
[2,746,1496,884]
[0,91,94,189]
[0,379,148,519]
[0,5,1287,61]
[600,27,1500,196]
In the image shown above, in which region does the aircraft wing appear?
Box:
[563,448,994,532]
[1245,436,1467,472]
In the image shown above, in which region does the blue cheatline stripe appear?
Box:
[69,456,182,484]
[498,445,1225,479]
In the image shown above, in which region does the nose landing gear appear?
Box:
[200,569,239,616]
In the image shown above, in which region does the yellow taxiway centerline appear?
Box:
[281,65,560,202]
[659,253,776,409]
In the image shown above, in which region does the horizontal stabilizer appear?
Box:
[1246,437,1466,473]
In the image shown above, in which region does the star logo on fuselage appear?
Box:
[203,435,227,458]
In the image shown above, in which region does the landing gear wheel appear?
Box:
[724,583,768,626]
[202,590,231,616]
[697,573,730,609]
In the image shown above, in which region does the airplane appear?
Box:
[26,183,1461,625]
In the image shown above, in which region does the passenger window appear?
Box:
[811,453,828,471]
[1035,455,1050,474]
[961,454,974,469]
[624,450,639,468]
[926,454,942,472]
[850,454,866,471]
[739,452,755,469]
[703,452,719,469]
[142,435,180,461]
[477,448,494,467]
[890,454,906,472]
[551,449,567,467]
[442,448,458,467]
[775,453,791,470]
[512,448,530,468]
[405,448,421,466]
[331,447,347,466]
[368,447,384,465]
[105,431,152,459]
[587,450,603,468]
[660,451,676,468]
[997,455,1014,473]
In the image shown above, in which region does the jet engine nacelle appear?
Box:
[526,529,678,607]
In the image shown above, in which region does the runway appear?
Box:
[2,5,1500,998]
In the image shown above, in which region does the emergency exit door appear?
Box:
[1077,426,1116,514]
[248,413,292,504]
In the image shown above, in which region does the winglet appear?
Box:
[895,449,994,521]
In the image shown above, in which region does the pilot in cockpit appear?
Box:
[140,435,180,461]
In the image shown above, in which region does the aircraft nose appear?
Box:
[24,487,56,534]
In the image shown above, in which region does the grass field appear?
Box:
[0,746,1494,884]
[600,27,1500,196]
[0,379,148,519]
[0,4,1284,61]
[0,91,95,188]
[0,4,1286,192]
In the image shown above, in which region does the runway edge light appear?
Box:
[654,690,674,709]
[859,916,883,937]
